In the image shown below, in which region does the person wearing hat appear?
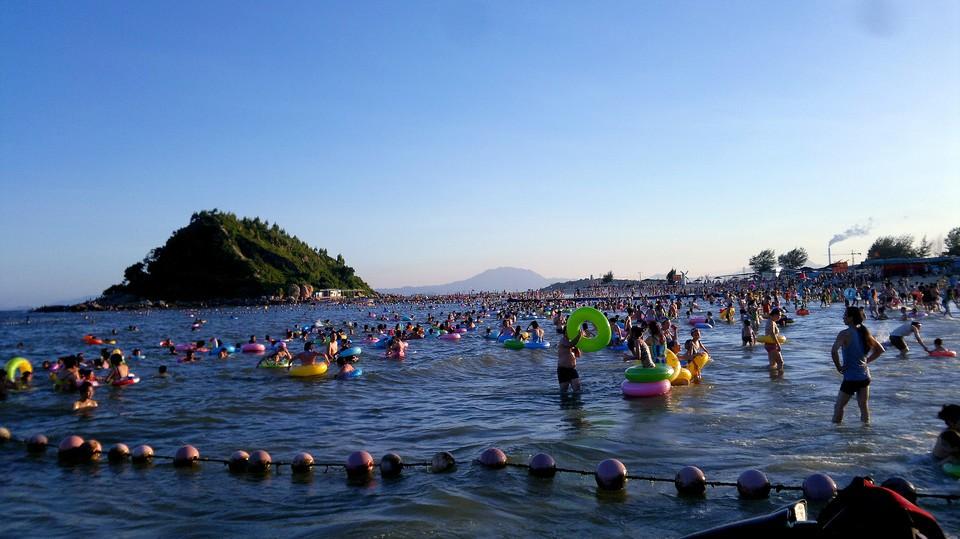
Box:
[889,321,929,356]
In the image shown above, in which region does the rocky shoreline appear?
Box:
[31,295,343,313]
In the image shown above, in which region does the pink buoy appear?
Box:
[479,447,507,469]
[249,450,272,473]
[595,459,628,490]
[737,469,771,499]
[174,445,200,467]
[229,450,250,473]
[528,453,557,478]
[58,435,85,463]
[26,434,48,454]
[108,443,130,463]
[292,452,314,473]
[380,453,404,478]
[345,451,374,481]
[802,473,837,502]
[131,444,154,463]
[675,466,707,496]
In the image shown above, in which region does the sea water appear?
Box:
[1,304,958,537]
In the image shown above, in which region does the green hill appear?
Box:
[104,210,372,301]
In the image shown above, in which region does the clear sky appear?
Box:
[1,0,958,308]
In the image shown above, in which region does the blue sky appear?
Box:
[1,1,958,307]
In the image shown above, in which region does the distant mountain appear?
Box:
[379,267,567,295]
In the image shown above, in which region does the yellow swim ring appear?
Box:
[690,353,711,371]
[672,367,692,386]
[5,357,32,382]
[289,363,328,378]
[757,335,787,345]
[664,349,682,382]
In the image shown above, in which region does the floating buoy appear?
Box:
[345,451,374,481]
[737,469,771,499]
[431,451,456,473]
[108,443,130,463]
[802,473,837,501]
[0,427,11,443]
[249,450,271,474]
[81,439,102,462]
[229,451,250,473]
[675,466,707,496]
[881,477,917,504]
[291,452,314,474]
[26,434,48,454]
[173,445,199,468]
[57,435,85,464]
[528,453,556,478]
[132,444,154,463]
[380,453,403,478]
[479,447,507,469]
[595,459,627,491]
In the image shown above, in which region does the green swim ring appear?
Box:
[565,307,612,353]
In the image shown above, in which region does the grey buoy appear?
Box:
[0,427,11,443]
[57,435,85,463]
[881,477,918,504]
[675,466,707,496]
[81,439,102,462]
[380,452,403,478]
[249,450,272,474]
[528,453,557,478]
[108,443,130,463]
[291,452,314,474]
[595,459,628,491]
[229,450,250,473]
[479,447,507,469]
[131,444,154,463]
[802,473,837,501]
[345,451,375,481]
[737,469,771,499]
[26,434,48,454]
[431,451,456,473]
[173,445,200,468]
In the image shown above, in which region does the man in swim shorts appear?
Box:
[889,321,928,356]
[557,324,584,393]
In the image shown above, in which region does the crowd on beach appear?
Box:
[3,271,959,466]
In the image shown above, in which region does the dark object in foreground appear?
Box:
[682,477,945,539]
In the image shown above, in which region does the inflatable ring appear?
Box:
[439,333,461,341]
[929,350,958,358]
[757,335,787,345]
[796,309,810,316]
[289,363,328,378]
[672,367,692,385]
[339,346,362,359]
[689,352,711,371]
[5,357,32,382]
[241,343,266,353]
[111,374,139,386]
[624,364,673,383]
[943,462,960,478]
[525,341,550,349]
[664,350,681,382]
[566,307,612,353]
[339,367,363,379]
[693,323,713,329]
[621,379,671,398]
[504,339,525,350]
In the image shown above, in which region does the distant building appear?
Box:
[857,256,959,278]
[314,289,343,299]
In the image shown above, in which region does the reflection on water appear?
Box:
[0,304,958,537]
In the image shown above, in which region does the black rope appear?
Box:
[3,435,957,501]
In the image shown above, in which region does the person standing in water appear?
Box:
[557,324,585,393]
[831,306,885,424]
[764,308,784,376]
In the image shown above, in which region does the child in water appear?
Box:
[934,404,960,461]
[932,338,950,354]
[704,312,715,326]
[557,324,585,393]
[742,319,756,347]
[73,382,98,411]
[333,356,356,380]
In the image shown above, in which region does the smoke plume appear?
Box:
[829,219,873,246]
